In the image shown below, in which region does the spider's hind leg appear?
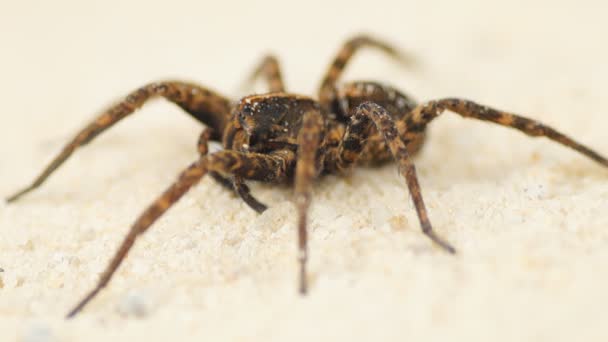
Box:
[6,81,233,203]
[240,55,286,93]
[318,35,417,108]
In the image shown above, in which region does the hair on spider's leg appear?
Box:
[331,101,455,253]
[6,81,232,203]
[66,156,210,319]
[408,99,608,167]
[66,149,293,318]
[318,34,417,108]
[240,55,286,94]
[294,110,325,294]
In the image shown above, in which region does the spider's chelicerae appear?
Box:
[7,35,608,318]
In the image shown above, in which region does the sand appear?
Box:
[1,1,607,341]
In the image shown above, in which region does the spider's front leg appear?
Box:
[66,148,294,318]
[294,110,325,294]
[326,101,456,253]
[406,99,608,167]
[6,81,232,203]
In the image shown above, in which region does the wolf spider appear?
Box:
[7,35,608,318]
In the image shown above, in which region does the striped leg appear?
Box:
[318,35,416,108]
[407,99,608,167]
[7,81,232,203]
[66,149,294,318]
[241,55,286,93]
[332,101,456,253]
[324,81,426,169]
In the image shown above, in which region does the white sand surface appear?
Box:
[1,1,608,341]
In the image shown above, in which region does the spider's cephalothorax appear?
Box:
[7,35,608,318]
[228,94,322,155]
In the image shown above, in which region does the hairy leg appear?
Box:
[66,149,294,318]
[328,101,455,253]
[318,35,416,108]
[328,81,426,166]
[7,81,232,203]
[407,99,608,167]
[294,110,325,294]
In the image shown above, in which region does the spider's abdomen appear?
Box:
[334,81,417,121]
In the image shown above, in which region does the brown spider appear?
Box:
[6,35,608,318]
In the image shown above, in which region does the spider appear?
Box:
[6,35,608,318]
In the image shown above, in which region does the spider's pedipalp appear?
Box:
[233,177,268,213]
[6,81,232,203]
[198,127,258,206]
[407,99,608,167]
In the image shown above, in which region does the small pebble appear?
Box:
[117,290,151,318]
[389,215,409,231]
[20,322,54,342]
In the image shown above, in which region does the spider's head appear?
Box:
[235,94,319,148]
[236,95,286,145]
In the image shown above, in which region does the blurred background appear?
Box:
[2,0,607,170]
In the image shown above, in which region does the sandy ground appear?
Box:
[1,0,608,341]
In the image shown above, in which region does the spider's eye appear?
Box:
[238,106,254,128]
[248,135,258,147]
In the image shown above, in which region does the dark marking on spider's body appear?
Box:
[6,35,608,318]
